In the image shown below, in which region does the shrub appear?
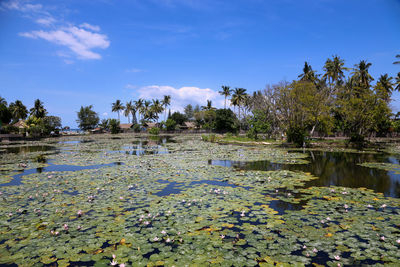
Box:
[133,124,141,133]
[148,127,160,135]
[165,119,177,131]
[287,126,308,147]
[109,119,120,134]
[214,109,238,133]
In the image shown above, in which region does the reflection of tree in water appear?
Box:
[237,151,400,198]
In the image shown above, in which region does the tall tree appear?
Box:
[142,100,152,122]
[151,99,164,122]
[219,85,232,109]
[231,88,247,122]
[395,72,400,91]
[111,100,125,121]
[134,98,144,123]
[351,60,374,88]
[184,104,194,120]
[9,100,28,122]
[323,55,347,88]
[201,100,214,111]
[124,101,134,123]
[298,62,319,83]
[30,99,47,118]
[377,74,393,94]
[162,95,171,121]
[76,105,99,131]
[0,96,7,106]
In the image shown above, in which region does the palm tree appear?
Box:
[162,95,171,121]
[124,101,134,123]
[0,96,7,106]
[111,100,125,121]
[231,88,247,122]
[134,98,144,123]
[298,62,319,83]
[351,60,374,88]
[9,100,28,122]
[378,74,393,94]
[201,100,215,111]
[151,99,164,122]
[219,85,232,109]
[395,72,400,91]
[394,54,400,65]
[142,100,152,122]
[323,55,348,87]
[30,99,47,118]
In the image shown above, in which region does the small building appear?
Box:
[13,120,27,129]
[179,121,196,130]
[143,122,159,129]
[89,127,103,134]
[119,123,133,132]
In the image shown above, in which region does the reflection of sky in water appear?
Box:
[210,151,400,198]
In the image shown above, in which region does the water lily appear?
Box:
[303,245,307,249]
[166,238,171,242]
[334,255,341,260]
[119,196,124,200]
[119,264,125,267]
[77,210,83,217]
[77,225,82,230]
[381,204,387,208]
[153,237,159,241]
[220,235,225,239]
[313,248,318,253]
[380,236,385,241]
[344,204,349,209]
[161,230,166,235]
[63,224,68,231]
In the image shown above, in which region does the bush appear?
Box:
[133,124,141,133]
[170,112,187,126]
[109,119,120,134]
[1,125,19,134]
[148,127,160,135]
[201,134,220,143]
[287,126,308,147]
[165,119,177,131]
[214,109,238,133]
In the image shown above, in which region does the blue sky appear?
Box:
[1,0,400,127]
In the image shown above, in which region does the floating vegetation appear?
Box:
[0,134,399,266]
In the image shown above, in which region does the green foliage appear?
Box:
[109,119,120,134]
[0,103,12,125]
[184,104,194,120]
[170,112,187,125]
[76,105,99,131]
[247,110,271,139]
[148,127,160,135]
[214,108,238,133]
[133,124,141,133]
[8,100,28,122]
[1,125,19,134]
[99,119,110,130]
[29,99,47,118]
[165,118,177,131]
[392,120,400,133]
[35,154,47,163]
[42,116,62,134]
[201,134,220,142]
[287,126,308,147]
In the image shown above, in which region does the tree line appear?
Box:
[0,98,61,136]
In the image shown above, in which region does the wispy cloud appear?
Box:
[3,0,110,61]
[80,23,101,32]
[125,84,137,89]
[20,27,110,59]
[136,85,224,112]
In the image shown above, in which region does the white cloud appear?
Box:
[36,17,56,26]
[2,0,42,12]
[102,112,108,117]
[80,23,101,32]
[20,26,110,60]
[137,85,225,112]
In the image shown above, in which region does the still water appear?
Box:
[210,151,400,198]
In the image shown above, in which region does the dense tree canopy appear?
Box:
[76,105,99,131]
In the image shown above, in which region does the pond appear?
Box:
[210,151,400,198]
[0,135,399,266]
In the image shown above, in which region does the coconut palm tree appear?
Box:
[219,85,232,109]
[124,101,134,123]
[134,98,144,123]
[351,60,374,88]
[0,96,6,106]
[201,100,215,111]
[111,100,125,121]
[395,72,400,92]
[142,100,152,122]
[151,99,164,122]
[231,88,247,122]
[323,55,348,87]
[378,74,393,94]
[394,54,400,65]
[298,62,319,83]
[162,95,171,121]
[30,99,47,118]
[9,100,28,122]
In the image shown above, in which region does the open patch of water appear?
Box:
[0,145,56,154]
[210,151,400,198]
